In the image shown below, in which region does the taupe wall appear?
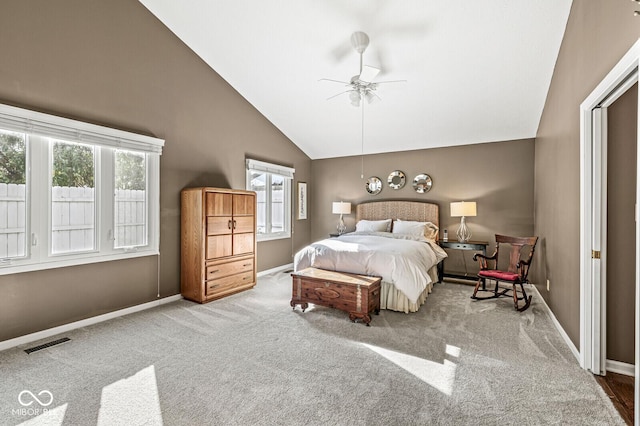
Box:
[0,0,311,341]
[534,0,640,348]
[606,83,637,365]
[311,140,535,277]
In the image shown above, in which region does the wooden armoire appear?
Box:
[180,187,257,303]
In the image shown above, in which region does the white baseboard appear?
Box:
[606,359,635,377]
[0,294,183,352]
[530,284,581,363]
[257,263,293,277]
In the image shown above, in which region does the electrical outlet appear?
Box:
[546,279,550,291]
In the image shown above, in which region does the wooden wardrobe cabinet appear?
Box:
[181,187,257,303]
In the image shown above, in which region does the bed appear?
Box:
[294,200,447,313]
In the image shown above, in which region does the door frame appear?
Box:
[580,37,640,425]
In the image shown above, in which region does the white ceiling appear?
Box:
[139,0,572,160]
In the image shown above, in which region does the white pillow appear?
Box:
[393,219,439,239]
[355,219,392,232]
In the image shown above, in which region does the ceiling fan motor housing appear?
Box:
[350,31,369,54]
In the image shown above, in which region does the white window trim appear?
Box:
[246,159,294,242]
[0,103,163,275]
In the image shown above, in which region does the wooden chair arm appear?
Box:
[473,253,496,262]
[473,252,496,270]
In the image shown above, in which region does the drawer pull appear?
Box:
[243,263,251,267]
[210,269,220,273]
[228,220,232,229]
[243,276,249,280]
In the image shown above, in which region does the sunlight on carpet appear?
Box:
[18,404,67,426]
[362,343,460,395]
[97,365,162,426]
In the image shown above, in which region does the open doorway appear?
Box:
[595,82,637,424]
[580,38,640,426]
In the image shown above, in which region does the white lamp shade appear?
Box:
[450,201,477,217]
[332,202,352,215]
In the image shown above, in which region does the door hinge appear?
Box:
[592,250,601,259]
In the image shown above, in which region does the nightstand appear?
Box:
[437,240,488,284]
[329,233,341,238]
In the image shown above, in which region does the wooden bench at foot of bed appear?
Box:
[290,267,381,326]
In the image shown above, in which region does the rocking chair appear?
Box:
[471,234,539,312]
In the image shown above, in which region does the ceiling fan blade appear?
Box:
[319,78,351,85]
[359,65,380,83]
[326,90,353,101]
[374,80,408,85]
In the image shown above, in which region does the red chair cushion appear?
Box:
[478,270,520,282]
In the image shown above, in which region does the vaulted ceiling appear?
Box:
[139,0,572,160]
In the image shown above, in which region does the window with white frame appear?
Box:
[0,103,163,274]
[246,159,294,241]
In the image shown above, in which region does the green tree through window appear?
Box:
[52,141,94,188]
[0,132,26,184]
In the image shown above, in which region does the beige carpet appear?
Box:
[0,271,625,425]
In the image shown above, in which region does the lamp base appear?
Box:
[337,215,346,235]
[456,216,472,243]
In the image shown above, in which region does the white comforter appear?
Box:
[293,232,447,304]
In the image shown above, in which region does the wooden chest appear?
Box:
[290,267,381,325]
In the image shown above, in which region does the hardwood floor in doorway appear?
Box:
[595,372,634,425]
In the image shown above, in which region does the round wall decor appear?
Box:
[365,176,383,195]
[387,170,406,189]
[412,174,433,193]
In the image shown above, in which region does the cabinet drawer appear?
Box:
[206,271,254,296]
[206,258,254,280]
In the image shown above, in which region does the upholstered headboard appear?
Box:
[355,200,439,230]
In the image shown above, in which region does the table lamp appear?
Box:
[450,201,477,243]
[332,201,351,235]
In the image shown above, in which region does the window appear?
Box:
[0,103,164,274]
[0,130,27,260]
[246,159,295,241]
[114,150,147,248]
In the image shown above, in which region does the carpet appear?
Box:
[0,271,625,425]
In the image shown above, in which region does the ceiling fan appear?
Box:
[320,31,405,106]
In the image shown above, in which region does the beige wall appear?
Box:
[311,140,535,277]
[606,83,637,365]
[534,0,640,348]
[0,0,310,341]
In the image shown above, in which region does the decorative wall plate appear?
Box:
[387,170,406,189]
[412,174,433,193]
[365,176,383,195]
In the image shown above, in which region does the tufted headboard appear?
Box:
[355,200,439,230]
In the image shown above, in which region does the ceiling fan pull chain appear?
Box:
[361,97,365,179]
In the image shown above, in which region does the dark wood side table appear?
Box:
[437,240,488,283]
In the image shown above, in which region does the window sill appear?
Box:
[256,233,291,243]
[0,250,159,276]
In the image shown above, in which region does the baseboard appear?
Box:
[530,284,581,363]
[606,359,635,377]
[0,294,183,352]
[257,263,293,277]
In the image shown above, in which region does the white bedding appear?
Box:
[293,232,447,304]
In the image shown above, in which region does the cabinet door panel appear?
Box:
[206,235,233,259]
[233,216,254,234]
[207,216,232,235]
[206,192,232,216]
[233,233,254,255]
[233,194,255,216]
